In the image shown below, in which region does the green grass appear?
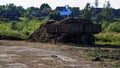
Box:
[97,19,120,45]
[0,17,42,39]
[95,32,120,45]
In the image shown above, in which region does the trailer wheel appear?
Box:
[81,35,88,45]
[88,35,95,45]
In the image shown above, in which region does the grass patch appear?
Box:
[95,32,120,45]
[0,18,42,39]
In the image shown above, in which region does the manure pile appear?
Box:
[28,18,93,44]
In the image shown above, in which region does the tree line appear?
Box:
[0,2,117,23]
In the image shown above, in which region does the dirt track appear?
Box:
[0,40,115,68]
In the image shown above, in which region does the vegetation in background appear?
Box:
[81,3,93,21]
[95,20,120,44]
[96,1,113,23]
[40,3,52,11]
[0,18,42,39]
[70,7,81,17]
[104,22,120,32]
[48,12,64,21]
[95,33,120,45]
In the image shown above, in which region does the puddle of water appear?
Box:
[8,63,27,68]
[0,54,18,62]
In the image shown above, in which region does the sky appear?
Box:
[0,0,120,9]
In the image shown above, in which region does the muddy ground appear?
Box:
[0,40,119,68]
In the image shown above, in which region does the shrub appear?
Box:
[101,22,110,32]
[105,22,120,32]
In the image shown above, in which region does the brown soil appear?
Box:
[0,40,105,68]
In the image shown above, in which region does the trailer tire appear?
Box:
[88,35,95,45]
[81,35,88,45]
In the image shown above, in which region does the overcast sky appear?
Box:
[0,0,119,9]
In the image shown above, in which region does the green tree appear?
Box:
[23,7,38,18]
[48,12,64,21]
[81,3,93,21]
[0,5,5,10]
[29,7,39,11]
[40,3,51,11]
[70,7,80,17]
[97,1,113,23]
[6,3,16,10]
[103,1,113,22]
[16,6,25,17]
[24,8,31,18]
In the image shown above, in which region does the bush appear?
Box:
[105,22,120,32]
[101,22,110,32]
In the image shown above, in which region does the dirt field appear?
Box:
[0,40,119,68]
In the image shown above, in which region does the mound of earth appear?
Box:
[28,17,100,44]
